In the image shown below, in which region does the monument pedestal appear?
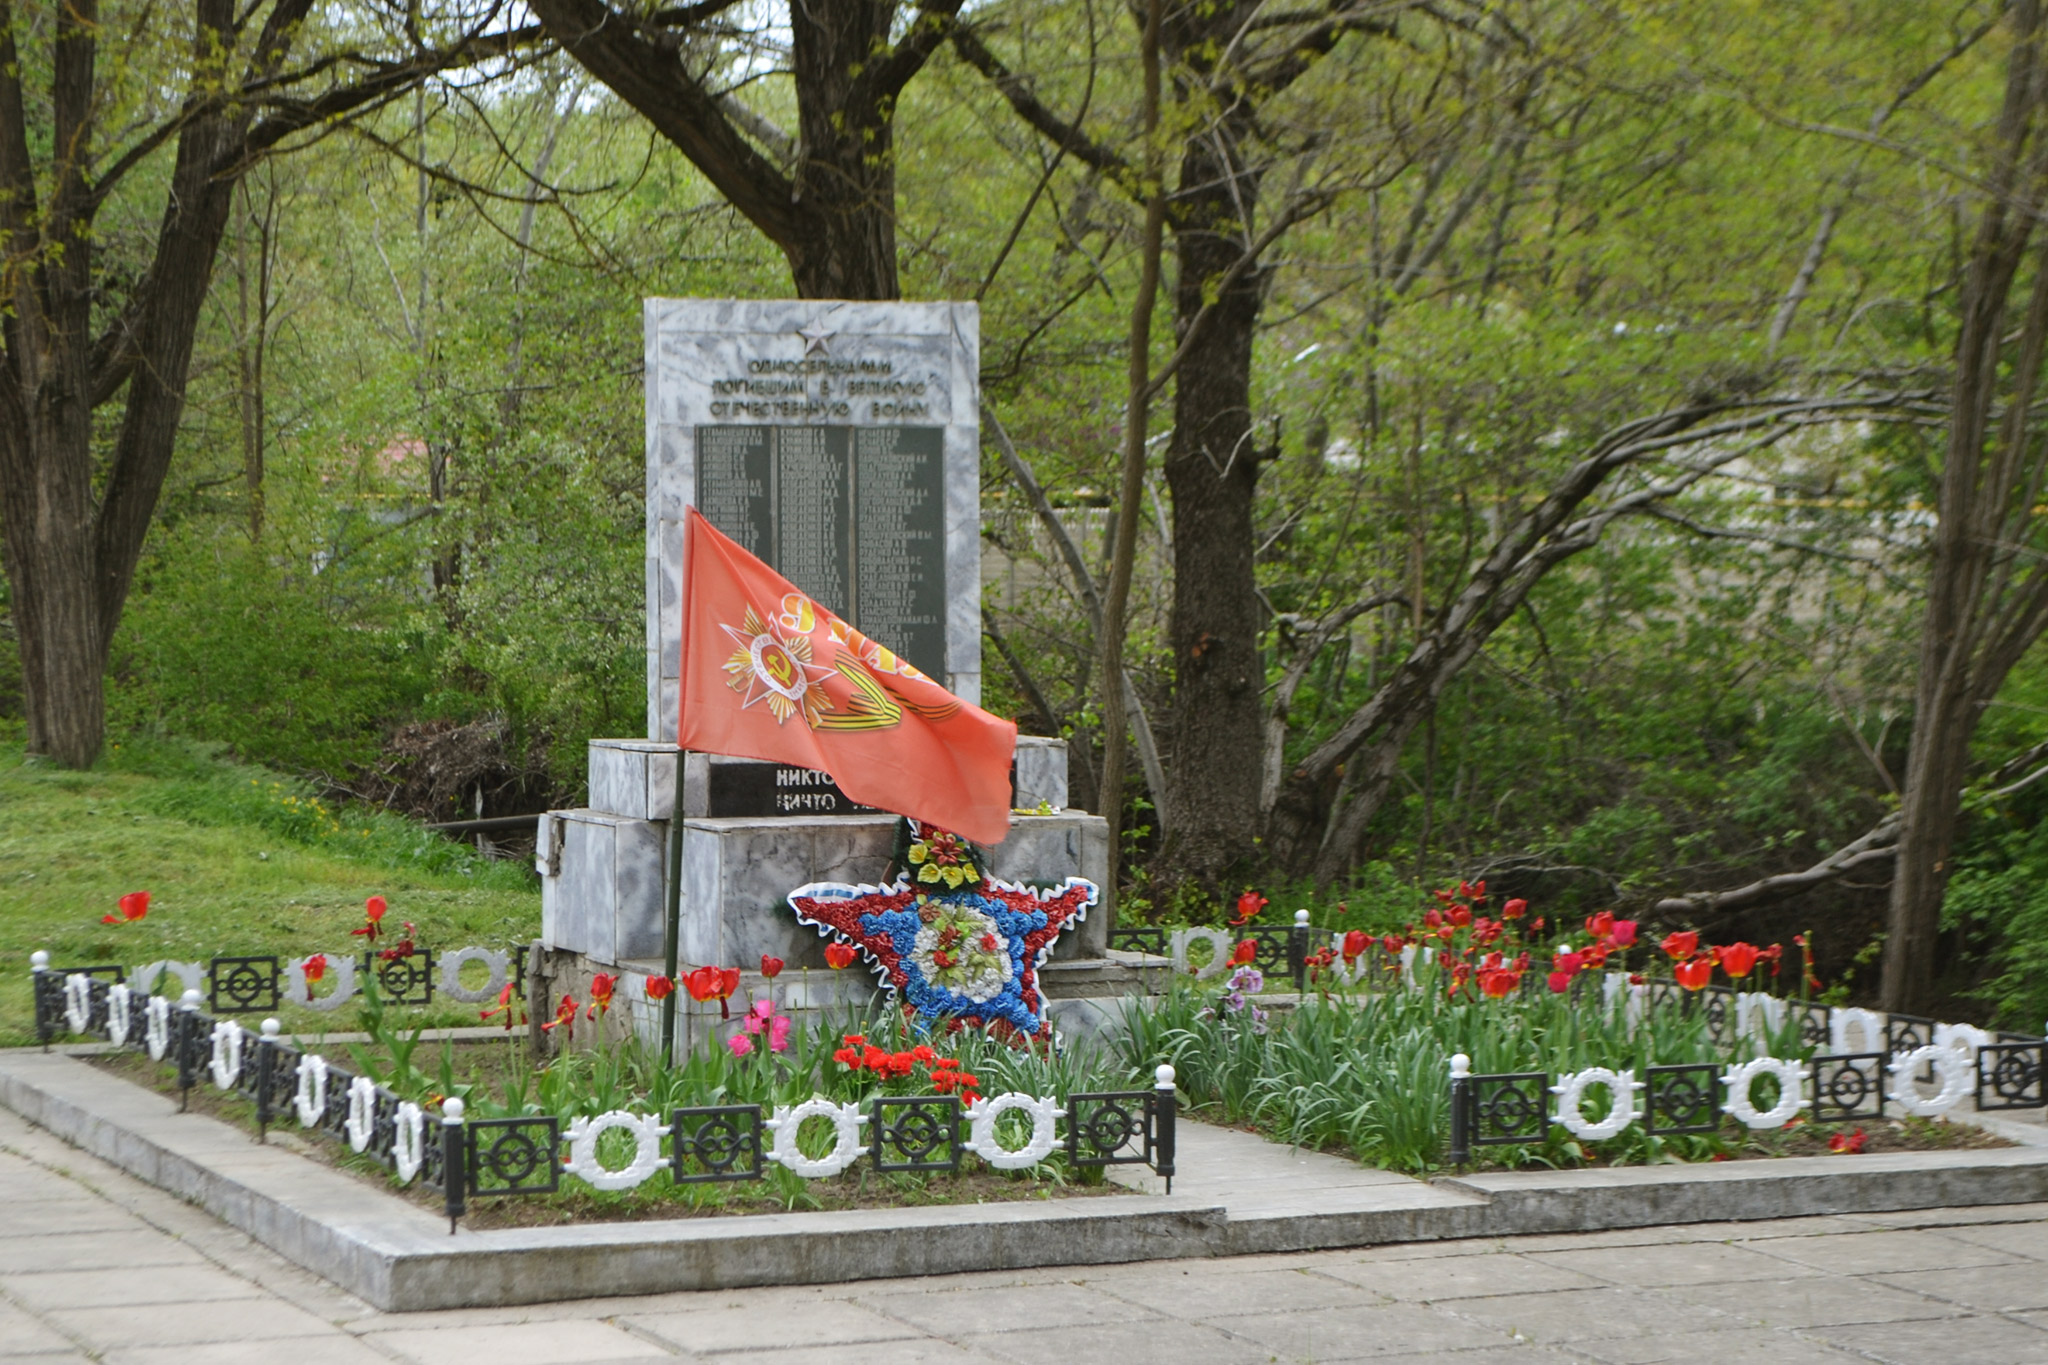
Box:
[534,734,1136,1052]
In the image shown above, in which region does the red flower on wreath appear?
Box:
[102,890,150,925]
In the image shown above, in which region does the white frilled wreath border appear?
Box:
[1550,1067,1643,1142]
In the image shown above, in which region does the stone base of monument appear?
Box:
[531,733,1154,1055]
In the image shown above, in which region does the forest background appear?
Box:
[7,0,2048,1029]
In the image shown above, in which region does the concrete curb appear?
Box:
[0,1050,1227,1310]
[7,1048,2048,1311]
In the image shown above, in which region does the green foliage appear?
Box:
[108,522,444,776]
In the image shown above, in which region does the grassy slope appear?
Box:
[0,739,540,1045]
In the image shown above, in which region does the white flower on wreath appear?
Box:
[911,901,1013,1004]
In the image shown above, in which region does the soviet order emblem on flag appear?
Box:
[677,506,1017,845]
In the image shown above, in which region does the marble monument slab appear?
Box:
[644,299,981,741]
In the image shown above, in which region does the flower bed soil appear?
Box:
[87,1049,1131,1227]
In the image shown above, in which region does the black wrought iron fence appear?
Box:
[1443,1033,2046,1166]
[30,956,1182,1230]
[31,947,528,1034]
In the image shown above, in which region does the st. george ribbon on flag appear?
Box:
[676,505,1017,846]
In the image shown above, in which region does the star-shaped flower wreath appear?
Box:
[788,826,1094,1040]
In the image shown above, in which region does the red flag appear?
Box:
[678,506,1016,844]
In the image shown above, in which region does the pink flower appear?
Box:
[726,1033,754,1057]
[743,998,794,1052]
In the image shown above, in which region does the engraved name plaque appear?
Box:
[694,424,945,679]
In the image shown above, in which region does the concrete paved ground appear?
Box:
[5,1108,2048,1364]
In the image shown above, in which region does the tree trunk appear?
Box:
[1159,136,1269,889]
[1879,0,2048,1012]
[787,3,900,300]
[0,424,103,768]
[533,0,966,304]
[1883,544,1985,1011]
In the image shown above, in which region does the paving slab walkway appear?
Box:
[5,1107,2048,1363]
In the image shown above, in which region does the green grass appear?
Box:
[0,737,539,1045]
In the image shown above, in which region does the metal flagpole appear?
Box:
[660,513,692,1063]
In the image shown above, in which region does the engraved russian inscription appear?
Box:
[771,425,849,611]
[694,426,770,558]
[852,426,945,675]
[694,424,944,679]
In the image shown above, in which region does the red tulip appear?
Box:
[1231,891,1269,926]
[480,980,522,1029]
[1829,1128,1867,1154]
[1608,920,1638,948]
[102,890,150,925]
[1660,930,1699,961]
[1552,950,1585,975]
[1479,968,1521,999]
[1449,904,1472,927]
[825,943,859,970]
[378,923,417,960]
[1714,942,1760,979]
[1546,971,1571,993]
[1381,934,1405,954]
[1675,957,1713,991]
[1230,939,1258,966]
[1342,930,1368,962]
[351,895,388,942]
[1585,911,1615,939]
[541,994,578,1033]
[587,973,617,1019]
[1502,898,1527,920]
[303,953,328,983]
[684,966,721,1001]
[1423,908,1443,929]
[644,974,674,1001]
[760,955,785,979]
